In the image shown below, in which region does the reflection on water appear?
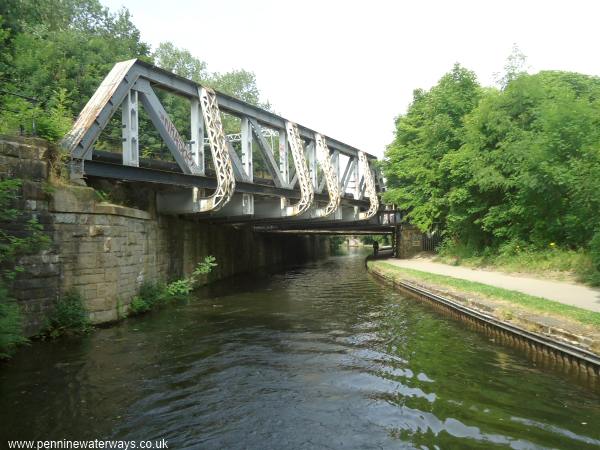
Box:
[1,249,600,449]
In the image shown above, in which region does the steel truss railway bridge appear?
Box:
[62,59,399,235]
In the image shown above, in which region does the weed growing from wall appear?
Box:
[129,256,217,316]
[45,290,91,337]
[0,285,27,358]
[0,179,51,358]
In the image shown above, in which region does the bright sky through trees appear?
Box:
[100,0,599,157]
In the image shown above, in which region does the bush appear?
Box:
[591,231,600,270]
[46,290,91,337]
[139,281,167,306]
[589,231,600,285]
[193,255,217,277]
[437,239,481,264]
[129,296,151,315]
[35,89,73,142]
[165,279,193,298]
[0,89,72,142]
[128,257,217,316]
[437,238,597,285]
[165,256,217,297]
[127,282,169,316]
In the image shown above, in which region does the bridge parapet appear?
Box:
[62,59,387,228]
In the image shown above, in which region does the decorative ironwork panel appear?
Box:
[315,134,340,217]
[283,122,314,216]
[358,151,378,219]
[196,87,236,212]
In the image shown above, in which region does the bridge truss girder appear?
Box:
[63,59,388,227]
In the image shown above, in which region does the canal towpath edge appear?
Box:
[367,258,600,365]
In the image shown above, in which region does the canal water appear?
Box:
[1,250,600,449]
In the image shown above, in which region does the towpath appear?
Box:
[384,258,600,313]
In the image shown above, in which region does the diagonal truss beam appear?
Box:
[340,157,356,193]
[226,139,250,182]
[248,118,285,188]
[65,60,139,160]
[134,79,201,175]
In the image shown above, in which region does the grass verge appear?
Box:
[435,245,598,285]
[369,261,600,330]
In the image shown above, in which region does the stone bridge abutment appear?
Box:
[2,136,327,335]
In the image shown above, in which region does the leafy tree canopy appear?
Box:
[0,1,268,143]
[383,54,600,255]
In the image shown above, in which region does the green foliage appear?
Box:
[94,189,111,203]
[0,0,150,140]
[383,52,600,283]
[1,1,269,167]
[371,261,600,329]
[147,42,269,162]
[35,88,73,142]
[153,42,207,82]
[129,257,217,316]
[139,281,167,305]
[129,295,151,315]
[165,278,193,297]
[128,281,167,315]
[45,290,91,337]
[164,257,217,297]
[383,64,482,233]
[208,69,267,108]
[0,179,50,357]
[153,42,266,107]
[0,88,72,143]
[589,231,600,285]
[192,255,217,277]
[438,239,596,284]
[0,285,27,359]
[329,236,346,251]
[495,44,528,88]
[360,235,390,246]
[115,296,126,319]
[163,256,217,298]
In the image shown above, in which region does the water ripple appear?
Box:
[1,251,599,449]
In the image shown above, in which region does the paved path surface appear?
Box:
[384,258,600,313]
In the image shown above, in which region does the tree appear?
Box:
[153,42,207,82]
[153,41,267,108]
[495,44,528,89]
[383,60,600,258]
[461,71,600,248]
[0,0,150,140]
[383,64,482,233]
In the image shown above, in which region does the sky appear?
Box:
[101,0,600,158]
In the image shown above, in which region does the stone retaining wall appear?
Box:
[1,136,326,335]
